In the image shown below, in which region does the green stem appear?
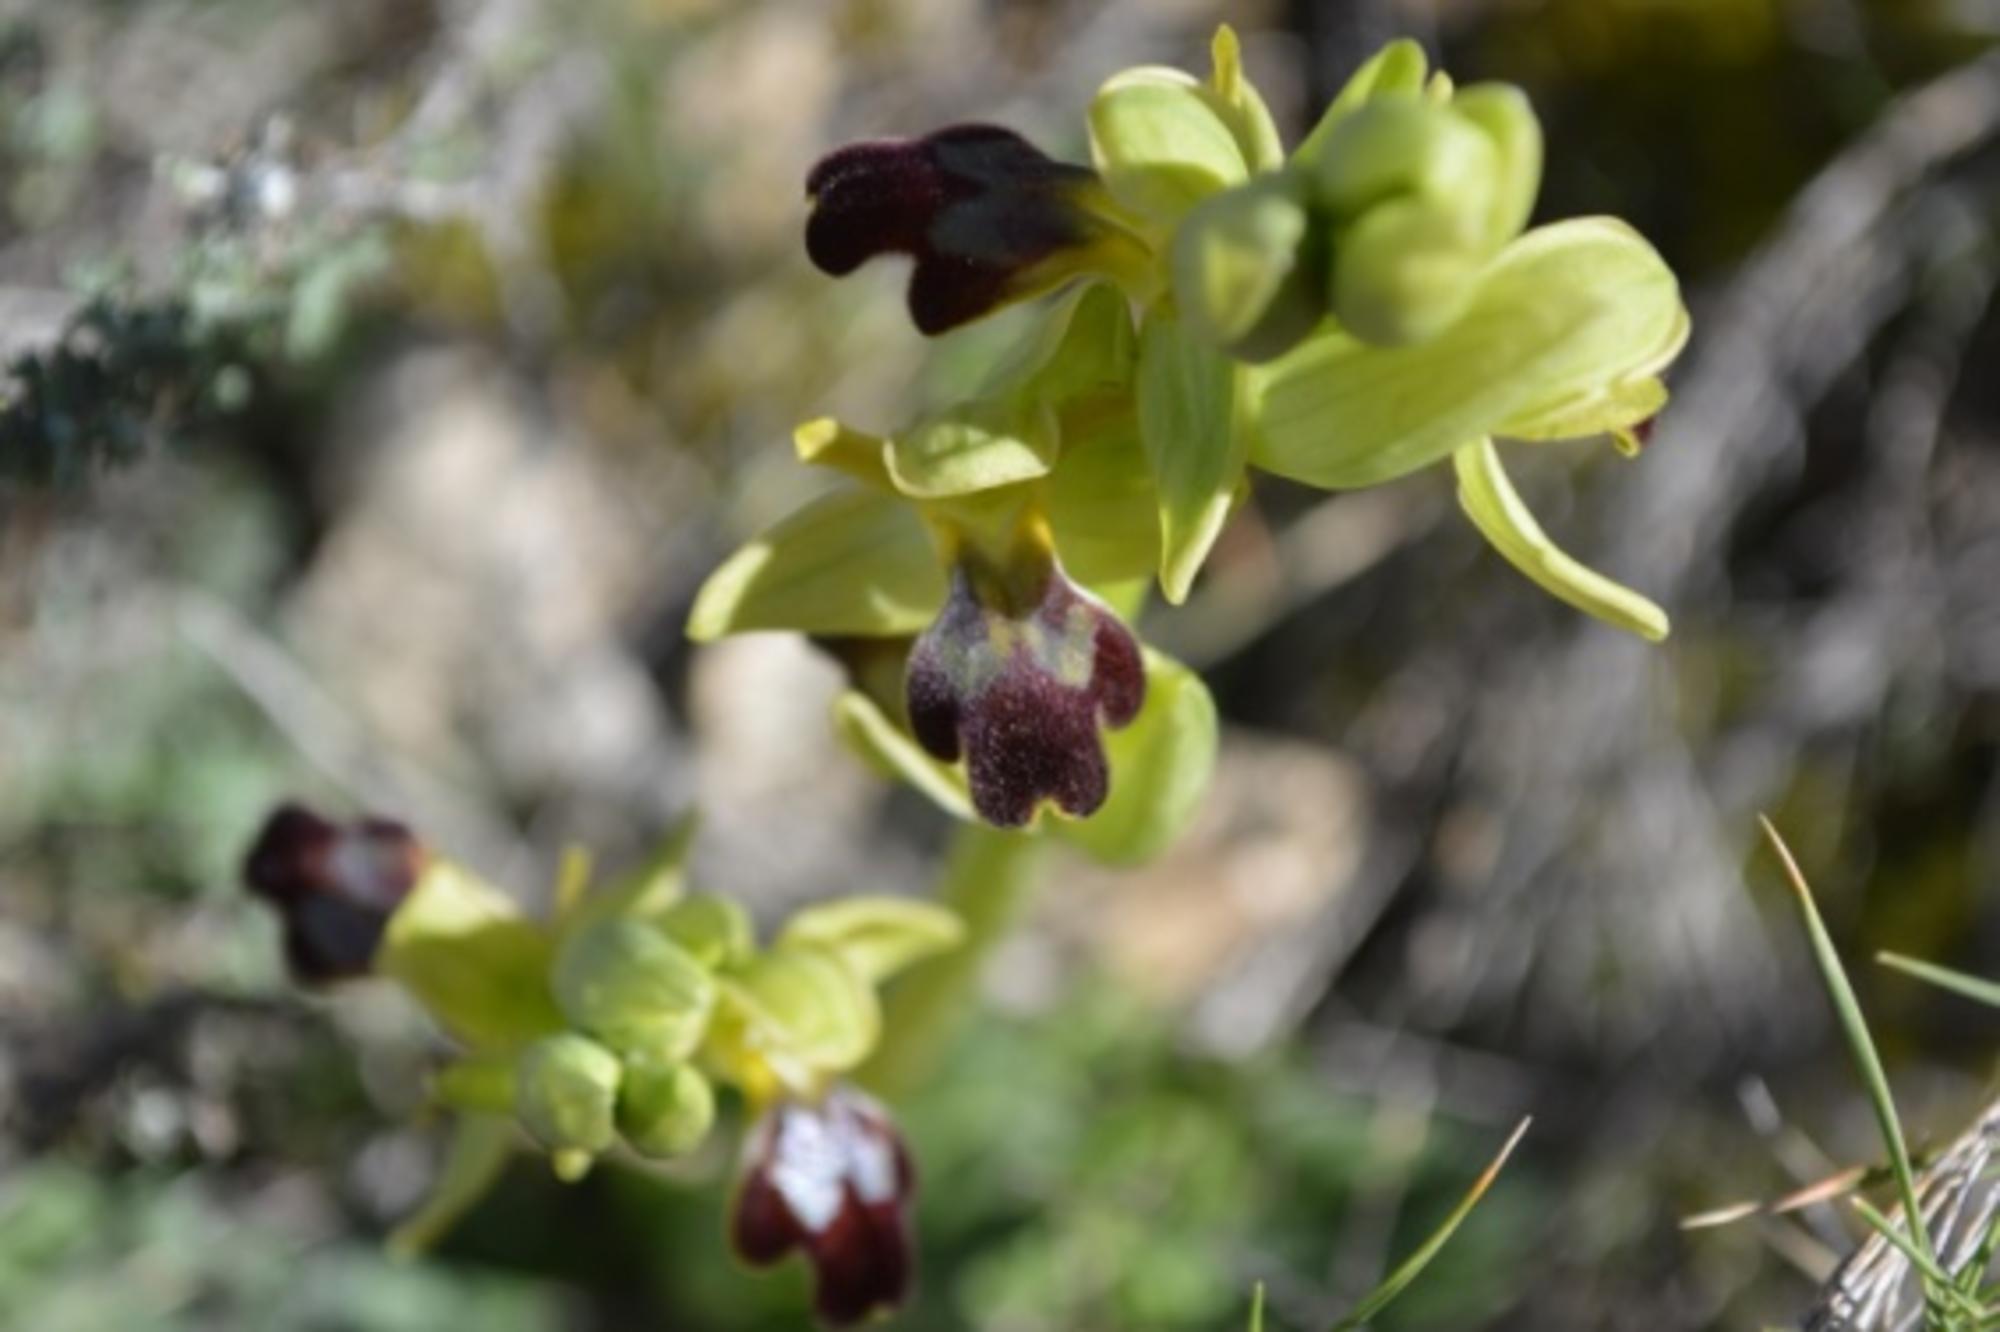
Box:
[860,823,1045,1097]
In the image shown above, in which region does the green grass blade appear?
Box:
[1760,818,1939,1277]
[1850,1198,1987,1323]
[1248,1282,1266,1332]
[1877,951,2000,1010]
[1327,1117,1531,1331]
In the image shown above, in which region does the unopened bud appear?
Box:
[552,918,716,1061]
[617,1057,716,1159]
[515,1033,621,1162]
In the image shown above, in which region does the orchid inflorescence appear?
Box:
[693,28,1688,845]
[241,31,1691,1329]
[244,805,959,1326]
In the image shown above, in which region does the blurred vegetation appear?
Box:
[6,0,2000,1329]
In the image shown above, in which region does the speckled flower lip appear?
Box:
[241,803,423,981]
[906,554,1145,828]
[730,1086,916,1327]
[806,124,1132,334]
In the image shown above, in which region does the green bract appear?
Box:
[702,25,1692,836]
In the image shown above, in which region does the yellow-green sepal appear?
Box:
[832,688,976,821]
[1055,649,1217,866]
[378,860,563,1051]
[1500,375,1670,447]
[981,279,1136,406]
[1452,436,1669,641]
[1136,309,1248,602]
[1249,217,1687,489]
[687,487,946,641]
[776,896,965,986]
[1089,65,1249,233]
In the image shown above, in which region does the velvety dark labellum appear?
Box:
[730,1087,916,1328]
[242,803,422,982]
[806,124,1102,334]
[906,560,1145,828]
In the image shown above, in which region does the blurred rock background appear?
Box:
[3,0,2000,1328]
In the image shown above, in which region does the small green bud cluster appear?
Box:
[400,832,959,1182]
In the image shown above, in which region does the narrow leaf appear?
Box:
[1878,952,2000,1010]
[388,1114,513,1259]
[1329,1116,1531,1331]
[1760,819,1940,1277]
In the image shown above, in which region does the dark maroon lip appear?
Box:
[242,803,423,982]
[731,1086,917,1327]
[805,124,1102,335]
[906,559,1145,828]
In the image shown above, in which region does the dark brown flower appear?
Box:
[905,555,1145,828]
[806,124,1129,335]
[242,803,423,982]
[731,1086,916,1328]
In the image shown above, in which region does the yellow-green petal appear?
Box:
[777,895,966,985]
[886,398,1061,499]
[1452,436,1668,641]
[1249,217,1687,489]
[687,487,945,641]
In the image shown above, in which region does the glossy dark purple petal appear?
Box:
[730,1087,916,1328]
[805,124,1104,335]
[905,559,1145,828]
[242,803,422,982]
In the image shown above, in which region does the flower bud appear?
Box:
[241,803,423,982]
[551,918,716,1061]
[616,1056,716,1159]
[1302,98,1497,233]
[514,1033,621,1169]
[1170,175,1326,363]
[656,892,755,970]
[1329,196,1486,346]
